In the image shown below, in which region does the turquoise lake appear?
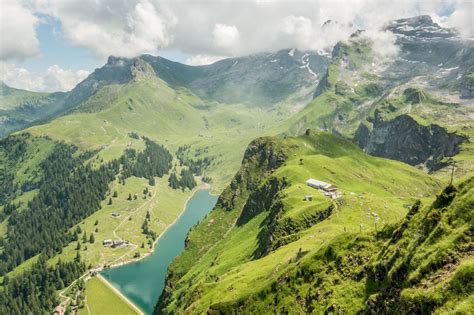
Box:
[101,189,218,314]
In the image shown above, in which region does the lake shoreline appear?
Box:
[97,183,214,314]
[103,182,211,271]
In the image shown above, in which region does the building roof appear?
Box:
[306,178,333,189]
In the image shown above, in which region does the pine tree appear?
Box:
[108,197,112,205]
[82,232,87,243]
[127,193,132,200]
[113,191,118,198]
[94,220,98,226]
[168,172,180,189]
[148,177,155,186]
[75,251,81,262]
[89,233,95,244]
[76,242,81,250]
[142,220,149,234]
[146,211,150,220]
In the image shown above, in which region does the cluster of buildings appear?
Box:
[102,239,128,248]
[305,178,342,200]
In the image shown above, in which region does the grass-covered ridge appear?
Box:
[205,176,473,314]
[156,130,448,313]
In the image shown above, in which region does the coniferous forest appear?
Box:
[0,256,85,314]
[0,134,179,313]
[0,142,118,273]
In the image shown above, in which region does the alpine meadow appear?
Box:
[0,1,472,314]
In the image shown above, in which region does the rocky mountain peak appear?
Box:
[386,15,457,40]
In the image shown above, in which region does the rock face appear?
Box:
[353,114,467,171]
[382,15,473,95]
[460,67,474,99]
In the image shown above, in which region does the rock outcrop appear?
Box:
[353,114,467,171]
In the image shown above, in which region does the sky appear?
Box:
[0,0,472,93]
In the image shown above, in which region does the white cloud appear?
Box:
[438,2,474,39]
[1,62,89,92]
[2,0,472,63]
[212,24,240,49]
[364,30,400,61]
[0,0,40,60]
[185,54,226,66]
[43,65,90,91]
[32,0,176,58]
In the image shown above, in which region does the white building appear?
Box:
[305,178,336,191]
[306,178,342,200]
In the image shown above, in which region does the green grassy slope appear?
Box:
[204,176,474,314]
[157,131,446,313]
[0,82,66,137]
[26,77,287,191]
[79,276,139,315]
[0,73,294,311]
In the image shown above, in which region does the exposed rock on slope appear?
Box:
[353,114,467,170]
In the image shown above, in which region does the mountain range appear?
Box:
[0,15,472,315]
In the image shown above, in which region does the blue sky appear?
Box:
[24,16,190,74]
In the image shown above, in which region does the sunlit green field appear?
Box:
[78,276,140,315]
[162,132,443,313]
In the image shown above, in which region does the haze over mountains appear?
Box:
[0,14,473,315]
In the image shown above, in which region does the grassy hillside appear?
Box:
[78,276,140,315]
[204,177,473,314]
[157,131,448,313]
[0,73,296,313]
[26,77,288,192]
[0,82,66,137]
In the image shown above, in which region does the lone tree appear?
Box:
[127,193,132,201]
[148,177,155,186]
[82,232,87,243]
[113,191,118,198]
[94,220,99,226]
[76,242,81,250]
[89,233,95,244]
[108,198,113,205]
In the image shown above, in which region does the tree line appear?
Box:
[0,135,174,275]
[0,142,119,273]
[0,255,85,314]
[120,137,173,180]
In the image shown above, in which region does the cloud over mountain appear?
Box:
[1,62,89,92]
[2,0,471,63]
